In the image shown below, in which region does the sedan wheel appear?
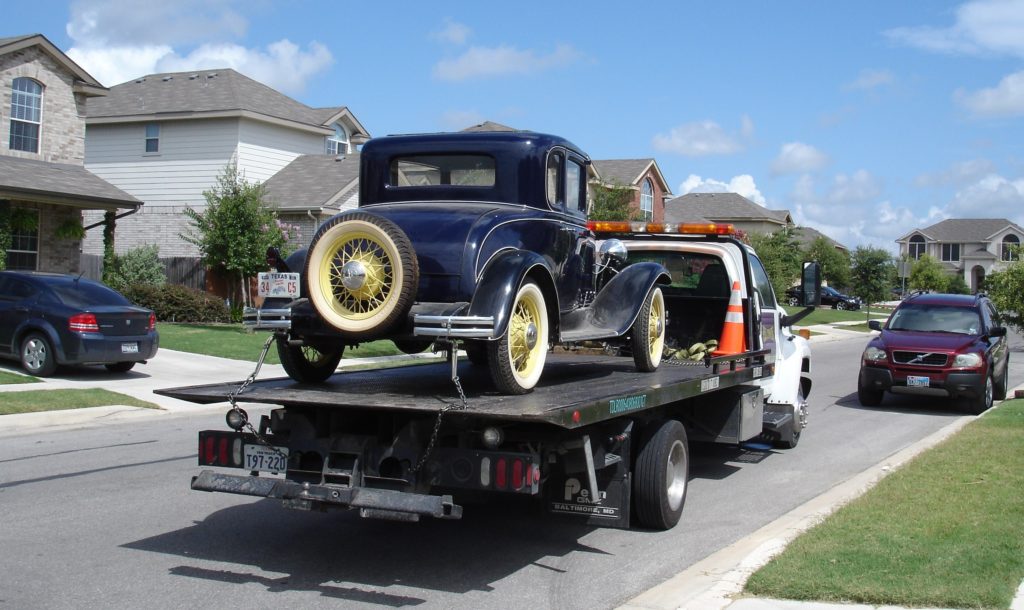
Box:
[21,333,57,377]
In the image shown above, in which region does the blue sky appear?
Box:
[8,0,1024,252]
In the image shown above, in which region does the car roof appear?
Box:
[901,292,984,308]
[0,270,101,287]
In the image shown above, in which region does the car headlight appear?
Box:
[863,346,887,362]
[953,352,982,368]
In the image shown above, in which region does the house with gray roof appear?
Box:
[81,67,370,259]
[664,192,793,235]
[261,152,361,247]
[1,33,139,273]
[896,218,1023,292]
[591,159,672,222]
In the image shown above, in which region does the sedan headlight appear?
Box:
[953,352,982,368]
[863,346,887,362]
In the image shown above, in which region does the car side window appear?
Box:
[748,255,777,309]
[1,277,36,300]
[566,158,584,215]
[546,151,563,208]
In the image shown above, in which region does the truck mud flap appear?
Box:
[191,470,462,520]
[545,421,633,529]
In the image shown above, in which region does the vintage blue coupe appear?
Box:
[251,131,669,394]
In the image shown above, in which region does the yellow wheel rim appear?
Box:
[316,228,399,321]
[509,287,544,381]
[648,289,665,361]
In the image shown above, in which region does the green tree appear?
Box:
[909,254,948,292]
[802,235,851,289]
[749,229,802,299]
[106,244,167,293]
[945,272,970,295]
[181,163,291,307]
[850,246,894,317]
[589,183,635,221]
[984,245,1024,333]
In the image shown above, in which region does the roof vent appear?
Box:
[335,155,346,162]
[134,77,146,84]
[207,73,218,79]
[162,76,173,82]
[188,74,198,80]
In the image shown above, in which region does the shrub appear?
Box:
[107,244,167,293]
[123,284,231,323]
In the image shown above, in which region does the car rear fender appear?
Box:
[14,319,68,363]
[467,250,557,339]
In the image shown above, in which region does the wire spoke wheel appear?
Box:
[305,212,418,340]
[277,337,344,383]
[489,281,548,394]
[631,287,665,372]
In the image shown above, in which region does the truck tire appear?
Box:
[488,281,548,394]
[633,419,688,530]
[631,287,665,372]
[277,338,344,383]
[21,333,57,377]
[304,212,419,340]
[775,387,806,449]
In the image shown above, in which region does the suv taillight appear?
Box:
[147,312,156,331]
[69,313,100,333]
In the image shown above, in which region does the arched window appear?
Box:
[326,124,349,155]
[10,78,43,153]
[640,178,654,221]
[908,234,925,260]
[1003,234,1020,261]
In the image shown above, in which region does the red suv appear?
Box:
[858,293,1009,414]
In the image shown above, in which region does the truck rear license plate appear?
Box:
[907,375,930,387]
[258,272,300,298]
[244,444,288,473]
[121,342,139,354]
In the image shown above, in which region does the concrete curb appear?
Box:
[0,404,167,437]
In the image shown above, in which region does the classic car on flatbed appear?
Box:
[249,131,669,394]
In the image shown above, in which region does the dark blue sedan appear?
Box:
[0,271,159,376]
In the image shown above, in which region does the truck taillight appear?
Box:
[198,431,244,467]
[69,313,100,333]
[148,312,156,331]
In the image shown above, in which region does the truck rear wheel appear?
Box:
[305,212,418,340]
[633,419,688,530]
[631,286,665,372]
[277,338,344,383]
[489,281,548,394]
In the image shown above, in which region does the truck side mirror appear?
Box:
[800,261,822,307]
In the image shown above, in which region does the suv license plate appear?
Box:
[121,342,139,354]
[244,444,288,473]
[907,375,930,387]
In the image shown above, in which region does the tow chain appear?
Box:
[227,334,287,459]
[411,343,468,474]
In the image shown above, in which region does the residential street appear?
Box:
[2,329,1021,609]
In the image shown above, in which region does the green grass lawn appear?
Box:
[745,398,1024,609]
[789,307,888,326]
[157,323,405,362]
[0,369,40,385]
[0,389,161,415]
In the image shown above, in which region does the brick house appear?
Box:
[591,159,672,222]
[0,34,139,273]
[896,218,1024,293]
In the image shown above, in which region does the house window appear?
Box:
[145,124,160,153]
[326,124,349,155]
[10,78,43,153]
[908,235,925,260]
[6,208,39,270]
[941,243,960,262]
[1004,235,1021,261]
[640,178,654,221]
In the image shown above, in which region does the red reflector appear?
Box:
[495,458,507,489]
[218,437,229,466]
[525,464,533,489]
[203,436,215,464]
[68,313,100,333]
[512,459,523,490]
[572,410,581,423]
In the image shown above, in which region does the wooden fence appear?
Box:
[79,254,206,291]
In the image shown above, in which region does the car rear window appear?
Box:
[888,303,981,334]
[48,280,130,308]
[390,154,496,187]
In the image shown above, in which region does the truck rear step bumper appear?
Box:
[191,470,463,520]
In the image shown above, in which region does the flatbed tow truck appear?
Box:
[159,222,820,531]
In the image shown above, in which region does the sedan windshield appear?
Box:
[888,304,981,334]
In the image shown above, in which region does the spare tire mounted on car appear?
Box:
[305,212,419,340]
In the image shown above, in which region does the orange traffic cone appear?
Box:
[713,280,746,356]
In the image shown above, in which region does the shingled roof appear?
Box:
[262,153,360,212]
[898,218,1023,243]
[86,68,369,140]
[0,155,140,210]
[665,192,791,225]
[1,33,107,96]
[793,225,848,251]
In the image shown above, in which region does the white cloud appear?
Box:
[433,43,581,81]
[432,18,471,45]
[885,0,1024,58]
[677,174,766,205]
[828,170,883,204]
[65,0,332,93]
[786,172,904,250]
[844,68,895,91]
[653,119,749,157]
[947,174,1024,222]
[771,142,829,175]
[954,69,1024,117]
[914,159,997,187]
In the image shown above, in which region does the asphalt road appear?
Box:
[2,331,1022,610]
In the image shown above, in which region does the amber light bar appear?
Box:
[587,221,735,235]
